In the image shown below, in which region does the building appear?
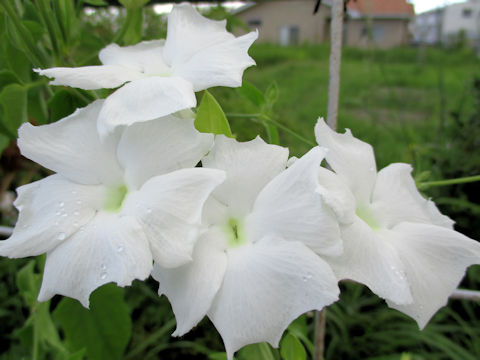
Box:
[234,0,414,48]
[413,0,480,47]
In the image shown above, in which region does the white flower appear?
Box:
[314,118,480,328]
[34,3,257,137]
[153,136,342,359]
[0,100,225,307]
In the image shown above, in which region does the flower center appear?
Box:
[223,218,247,248]
[103,185,128,213]
[356,205,380,230]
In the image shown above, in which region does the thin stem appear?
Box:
[124,318,176,360]
[313,309,326,360]
[226,113,316,147]
[419,175,480,189]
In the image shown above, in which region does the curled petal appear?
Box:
[18,100,123,186]
[34,65,142,90]
[152,227,227,336]
[122,168,226,268]
[97,77,196,137]
[327,217,413,305]
[0,175,106,258]
[386,222,480,329]
[248,147,342,256]
[117,114,213,190]
[317,166,356,225]
[38,213,152,307]
[208,237,339,360]
[173,31,257,91]
[202,136,288,218]
[314,118,376,205]
[99,41,170,75]
[370,163,454,229]
[163,3,234,66]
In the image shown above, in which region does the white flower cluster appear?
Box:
[1,4,479,359]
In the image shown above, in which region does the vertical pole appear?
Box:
[314,1,344,360]
[326,0,344,130]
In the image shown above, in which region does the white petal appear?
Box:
[163,3,234,66]
[34,65,142,90]
[97,77,196,137]
[0,175,107,258]
[37,212,152,307]
[99,41,171,75]
[385,222,480,329]
[122,168,226,268]
[173,31,257,91]
[202,136,288,218]
[326,217,413,305]
[370,163,454,229]
[317,166,357,225]
[18,100,123,186]
[117,114,213,190]
[208,237,339,360]
[152,227,227,336]
[314,118,376,205]
[248,147,342,257]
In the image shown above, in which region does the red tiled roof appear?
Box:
[347,0,414,16]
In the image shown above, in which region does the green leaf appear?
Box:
[195,90,232,137]
[238,343,278,360]
[53,284,132,360]
[0,133,9,157]
[0,70,20,91]
[0,83,28,137]
[237,81,265,107]
[47,90,84,123]
[280,333,306,360]
[118,0,150,9]
[83,0,108,5]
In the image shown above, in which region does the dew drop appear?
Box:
[55,211,61,216]
[117,245,124,253]
[101,263,107,271]
[146,208,152,214]
[57,232,66,240]
[58,201,65,208]
[100,272,107,280]
[302,276,308,282]
[307,273,313,280]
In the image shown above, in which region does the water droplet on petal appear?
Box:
[100,272,107,280]
[146,208,152,214]
[57,232,66,240]
[101,263,107,271]
[307,273,313,280]
[58,201,65,208]
[55,211,61,216]
[117,245,124,253]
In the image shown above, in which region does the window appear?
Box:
[247,19,262,27]
[462,8,472,17]
[279,25,300,46]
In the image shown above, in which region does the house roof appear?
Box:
[347,0,414,17]
[234,0,414,19]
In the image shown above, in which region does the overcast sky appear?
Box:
[409,0,466,13]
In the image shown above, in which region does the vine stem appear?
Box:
[226,113,316,147]
[314,1,344,359]
[419,175,480,189]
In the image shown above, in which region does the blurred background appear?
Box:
[0,1,479,359]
